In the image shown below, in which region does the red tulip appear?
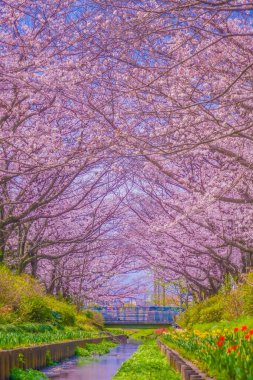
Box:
[245,334,250,339]
[219,336,225,341]
[228,345,238,353]
[234,327,239,332]
[216,341,223,347]
[241,325,248,331]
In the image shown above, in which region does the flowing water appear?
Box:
[43,343,138,380]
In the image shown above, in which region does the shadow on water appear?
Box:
[43,343,138,380]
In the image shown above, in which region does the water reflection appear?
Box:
[44,343,138,380]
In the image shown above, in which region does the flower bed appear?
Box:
[161,325,253,380]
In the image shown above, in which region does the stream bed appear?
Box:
[43,343,138,380]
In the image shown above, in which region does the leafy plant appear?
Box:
[0,325,103,349]
[45,350,53,366]
[10,368,47,380]
[76,315,96,331]
[75,340,116,357]
[83,310,104,326]
[19,297,53,323]
[18,353,25,368]
[113,340,180,380]
[44,296,76,326]
[74,347,90,357]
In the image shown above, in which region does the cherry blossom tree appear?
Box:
[1,0,253,303]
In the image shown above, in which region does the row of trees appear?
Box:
[107,0,253,299]
[1,0,253,302]
[0,0,141,302]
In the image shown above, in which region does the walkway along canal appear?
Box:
[43,343,138,380]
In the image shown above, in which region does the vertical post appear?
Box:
[162,284,166,307]
[136,307,139,324]
[0,351,6,380]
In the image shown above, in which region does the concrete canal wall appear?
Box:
[157,339,213,380]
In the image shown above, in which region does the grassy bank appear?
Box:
[177,273,253,330]
[113,340,180,380]
[188,315,253,333]
[0,265,106,348]
[0,323,105,349]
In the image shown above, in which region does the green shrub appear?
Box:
[10,368,47,380]
[91,311,104,326]
[75,346,90,357]
[199,303,223,323]
[84,310,93,319]
[0,266,22,307]
[177,295,224,327]
[84,310,104,326]
[75,341,116,357]
[177,303,201,327]
[0,265,55,324]
[19,297,52,323]
[0,309,13,324]
[241,274,253,315]
[44,297,76,326]
[76,315,96,331]
[222,288,243,320]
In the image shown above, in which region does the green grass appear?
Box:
[106,326,169,340]
[113,340,180,380]
[105,327,125,335]
[190,315,253,332]
[0,323,105,349]
[10,368,47,380]
[75,340,117,357]
[125,329,155,340]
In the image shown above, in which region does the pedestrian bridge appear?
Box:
[94,306,183,325]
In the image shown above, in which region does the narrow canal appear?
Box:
[43,343,138,380]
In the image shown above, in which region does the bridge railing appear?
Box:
[91,306,183,324]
